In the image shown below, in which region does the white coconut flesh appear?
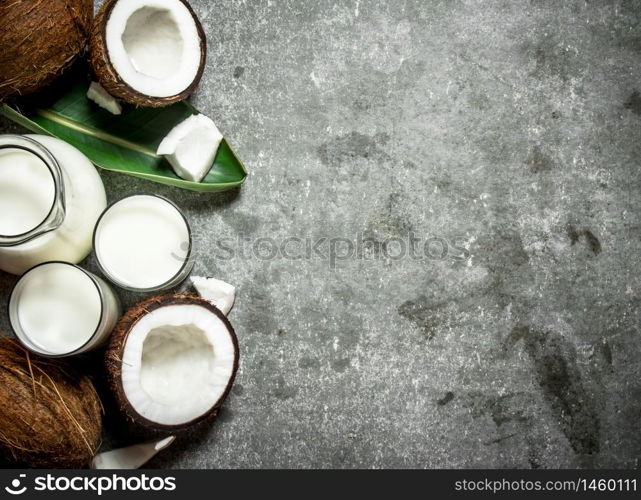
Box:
[93,436,175,469]
[87,82,122,115]
[121,304,236,426]
[105,0,202,97]
[191,276,235,315]
[157,114,223,182]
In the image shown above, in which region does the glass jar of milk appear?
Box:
[0,135,107,275]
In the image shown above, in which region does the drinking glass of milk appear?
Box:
[93,194,194,292]
[0,135,107,275]
[9,262,121,357]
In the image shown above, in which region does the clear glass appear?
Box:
[0,135,65,246]
[8,262,121,357]
[93,194,194,293]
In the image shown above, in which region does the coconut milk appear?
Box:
[9,263,121,356]
[0,135,107,275]
[0,148,55,236]
[94,195,192,291]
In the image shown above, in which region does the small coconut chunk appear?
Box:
[156,114,223,182]
[191,276,235,315]
[92,436,175,469]
[87,82,122,115]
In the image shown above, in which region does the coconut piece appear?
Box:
[0,336,102,468]
[89,0,206,107]
[0,0,93,101]
[93,436,175,469]
[191,276,235,315]
[106,295,239,432]
[87,82,122,115]
[157,114,223,182]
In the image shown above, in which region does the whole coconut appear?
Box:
[0,0,93,101]
[0,336,102,468]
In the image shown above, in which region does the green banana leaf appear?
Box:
[0,76,247,193]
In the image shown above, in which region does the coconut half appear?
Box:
[89,0,206,107]
[106,295,238,431]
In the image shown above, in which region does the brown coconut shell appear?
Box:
[105,294,239,432]
[89,0,207,108]
[0,0,93,102]
[0,336,102,468]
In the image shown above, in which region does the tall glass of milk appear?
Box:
[9,262,121,357]
[93,194,194,292]
[0,135,107,275]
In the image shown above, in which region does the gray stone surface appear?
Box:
[1,0,641,468]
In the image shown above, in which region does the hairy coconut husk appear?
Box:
[0,0,93,102]
[0,336,102,468]
[88,0,207,108]
[105,294,239,432]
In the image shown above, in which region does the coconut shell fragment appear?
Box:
[106,295,239,433]
[0,336,102,468]
[0,0,93,101]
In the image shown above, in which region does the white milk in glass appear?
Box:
[9,263,120,356]
[94,195,192,291]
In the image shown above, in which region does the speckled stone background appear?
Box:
[1,0,641,468]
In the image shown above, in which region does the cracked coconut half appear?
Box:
[106,295,238,431]
[89,0,206,107]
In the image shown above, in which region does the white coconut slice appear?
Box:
[89,0,206,107]
[92,436,175,469]
[157,114,223,182]
[87,82,122,115]
[191,276,235,315]
[106,295,238,431]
